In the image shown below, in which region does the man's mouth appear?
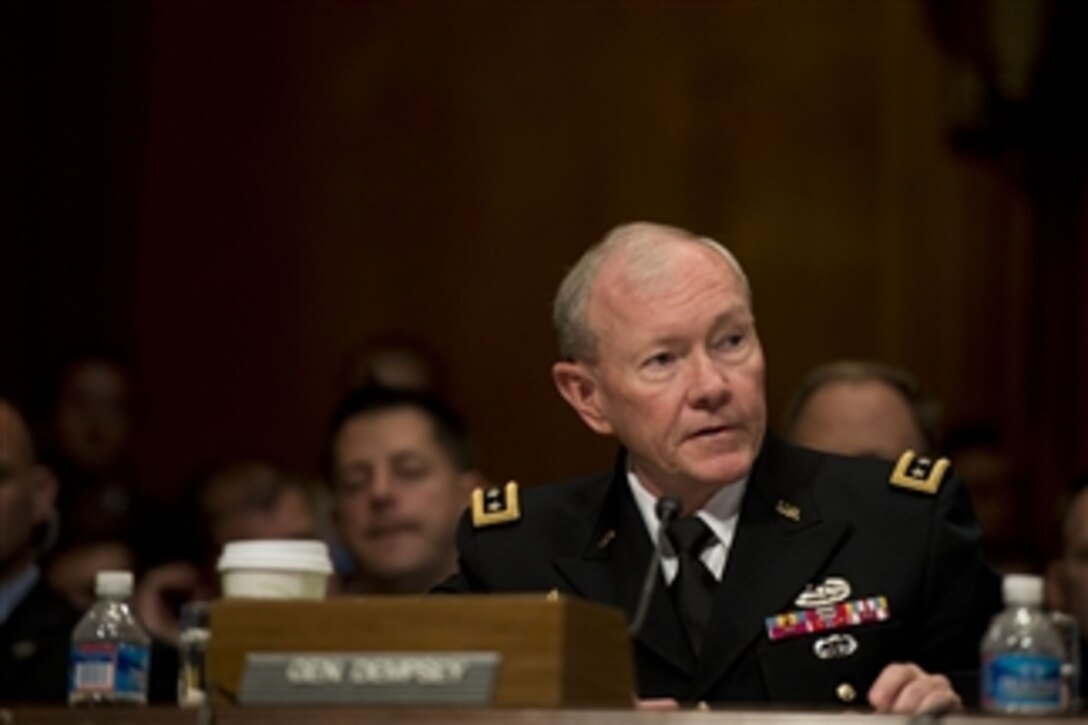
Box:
[366,522,417,540]
[688,424,735,440]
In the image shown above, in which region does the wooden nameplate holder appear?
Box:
[207,594,635,707]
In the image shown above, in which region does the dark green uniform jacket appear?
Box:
[440,434,1002,705]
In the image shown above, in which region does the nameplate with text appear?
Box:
[238,651,501,705]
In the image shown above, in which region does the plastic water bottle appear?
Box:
[981,574,1066,714]
[68,570,151,706]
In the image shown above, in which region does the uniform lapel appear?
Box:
[551,460,625,605]
[692,435,852,698]
[610,475,694,675]
[552,455,695,676]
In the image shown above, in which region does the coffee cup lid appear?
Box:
[217,539,333,575]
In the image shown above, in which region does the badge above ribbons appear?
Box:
[794,576,851,608]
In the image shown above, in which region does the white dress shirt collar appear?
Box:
[626,467,747,581]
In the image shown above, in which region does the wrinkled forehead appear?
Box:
[591,241,748,322]
[608,229,744,283]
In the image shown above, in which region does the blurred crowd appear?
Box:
[2,345,1084,704]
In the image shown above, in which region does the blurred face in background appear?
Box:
[54,359,132,471]
[212,486,317,545]
[331,407,474,593]
[198,462,319,550]
[0,401,57,582]
[788,379,925,461]
[1048,489,1088,630]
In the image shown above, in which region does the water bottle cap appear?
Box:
[95,570,134,597]
[1002,573,1043,605]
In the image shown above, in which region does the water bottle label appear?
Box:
[70,641,150,697]
[983,653,1062,709]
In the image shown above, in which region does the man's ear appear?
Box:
[551,360,614,436]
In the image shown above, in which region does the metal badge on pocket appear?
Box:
[813,633,858,660]
[795,577,851,608]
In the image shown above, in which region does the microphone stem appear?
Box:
[627,499,679,637]
[627,545,663,636]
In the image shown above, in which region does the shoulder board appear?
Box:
[889,450,950,495]
[471,480,521,528]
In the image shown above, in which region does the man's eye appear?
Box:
[644,352,676,368]
[714,330,747,351]
[393,460,432,482]
[337,478,368,495]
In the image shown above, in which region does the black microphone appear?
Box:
[627,495,682,637]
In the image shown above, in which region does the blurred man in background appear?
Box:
[782,360,939,461]
[944,424,1038,574]
[1046,476,1088,700]
[45,353,137,545]
[782,364,1036,573]
[134,459,321,645]
[0,398,78,704]
[323,385,481,594]
[132,459,322,702]
[41,352,175,602]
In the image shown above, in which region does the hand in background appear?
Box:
[133,561,210,645]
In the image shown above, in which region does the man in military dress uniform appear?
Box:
[439,222,1001,713]
[1,399,80,704]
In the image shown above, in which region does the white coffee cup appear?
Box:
[217,540,333,600]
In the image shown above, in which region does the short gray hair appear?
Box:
[552,221,751,362]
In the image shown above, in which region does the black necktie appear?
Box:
[667,515,717,656]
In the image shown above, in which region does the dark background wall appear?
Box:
[4,1,1086,555]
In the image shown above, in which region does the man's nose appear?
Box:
[368,472,396,503]
[688,350,731,410]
